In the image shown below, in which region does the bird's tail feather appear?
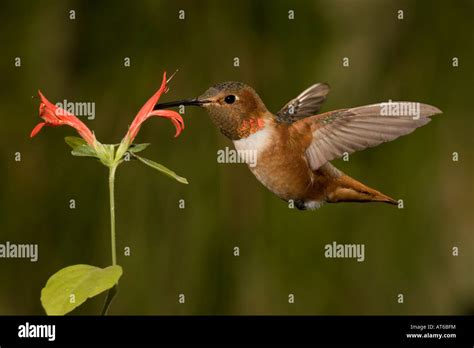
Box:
[327,174,398,205]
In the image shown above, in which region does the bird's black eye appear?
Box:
[224,95,236,104]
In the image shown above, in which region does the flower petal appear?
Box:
[136,72,168,121]
[147,109,184,137]
[126,72,168,143]
[38,90,59,113]
[30,122,47,138]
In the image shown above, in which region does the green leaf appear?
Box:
[65,136,98,158]
[41,264,123,316]
[132,153,189,184]
[128,143,150,154]
[71,145,98,158]
[65,136,87,149]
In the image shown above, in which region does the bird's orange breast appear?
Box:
[235,122,316,201]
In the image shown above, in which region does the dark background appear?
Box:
[0,0,473,315]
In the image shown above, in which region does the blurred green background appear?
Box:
[0,0,473,315]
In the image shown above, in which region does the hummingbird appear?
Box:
[155,82,442,210]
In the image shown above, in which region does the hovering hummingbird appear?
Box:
[155,82,442,210]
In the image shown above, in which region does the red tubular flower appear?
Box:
[31,91,96,146]
[126,72,184,143]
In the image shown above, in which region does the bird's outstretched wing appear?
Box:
[276,83,330,123]
[290,102,442,171]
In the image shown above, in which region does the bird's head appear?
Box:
[155,81,271,139]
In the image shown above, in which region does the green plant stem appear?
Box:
[109,164,117,266]
[102,164,118,316]
[101,285,117,316]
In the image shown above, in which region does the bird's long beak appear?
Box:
[154,98,211,110]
